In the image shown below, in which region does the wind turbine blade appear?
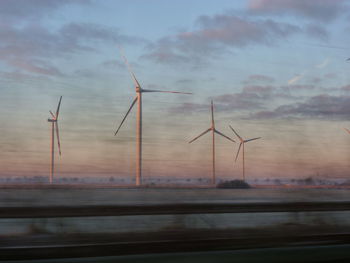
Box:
[214,129,235,143]
[55,122,61,156]
[115,96,138,135]
[229,125,243,141]
[244,137,261,143]
[142,89,192,95]
[49,111,56,119]
[55,96,62,118]
[118,46,141,89]
[235,142,242,162]
[189,128,211,143]
[345,128,350,134]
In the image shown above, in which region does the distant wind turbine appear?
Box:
[229,126,260,181]
[189,101,235,185]
[47,96,62,184]
[345,128,350,134]
[115,48,192,186]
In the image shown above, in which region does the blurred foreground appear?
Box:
[0,187,349,261]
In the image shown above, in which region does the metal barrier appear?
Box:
[1,201,350,218]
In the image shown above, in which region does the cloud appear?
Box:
[316,58,330,68]
[143,5,341,67]
[60,23,143,45]
[0,22,143,76]
[341,85,350,91]
[243,74,275,84]
[101,60,125,69]
[324,73,337,79]
[169,90,267,115]
[281,84,315,92]
[170,82,328,117]
[248,0,347,22]
[288,73,304,85]
[249,94,350,120]
[168,102,209,114]
[213,91,268,111]
[170,84,296,114]
[287,58,331,85]
[143,14,300,66]
[0,0,90,24]
[0,0,144,76]
[193,14,300,46]
[0,24,60,59]
[0,71,47,82]
[310,77,322,84]
[7,58,63,76]
[175,79,195,85]
[142,42,194,65]
[305,24,329,41]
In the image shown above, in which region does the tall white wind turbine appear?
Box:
[189,101,235,185]
[229,125,260,181]
[47,96,62,184]
[115,50,192,186]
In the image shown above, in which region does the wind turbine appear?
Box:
[47,96,62,184]
[345,128,350,134]
[229,125,260,181]
[114,50,192,186]
[189,100,235,185]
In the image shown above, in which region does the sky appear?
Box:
[0,0,350,181]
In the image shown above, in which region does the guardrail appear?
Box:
[1,201,350,218]
[1,201,350,260]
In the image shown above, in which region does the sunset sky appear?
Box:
[0,0,349,181]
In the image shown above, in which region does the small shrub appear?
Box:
[274,179,281,185]
[217,180,251,189]
[304,177,314,185]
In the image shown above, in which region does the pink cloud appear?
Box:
[244,74,275,84]
[144,14,300,66]
[0,22,143,76]
[305,24,329,40]
[249,95,350,120]
[248,0,347,22]
[341,85,350,91]
[0,0,91,25]
[8,58,63,76]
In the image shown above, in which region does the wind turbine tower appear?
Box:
[189,101,235,185]
[47,96,62,184]
[229,125,260,181]
[115,49,192,186]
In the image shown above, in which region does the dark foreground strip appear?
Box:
[17,245,350,263]
[1,201,350,218]
[1,233,350,260]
